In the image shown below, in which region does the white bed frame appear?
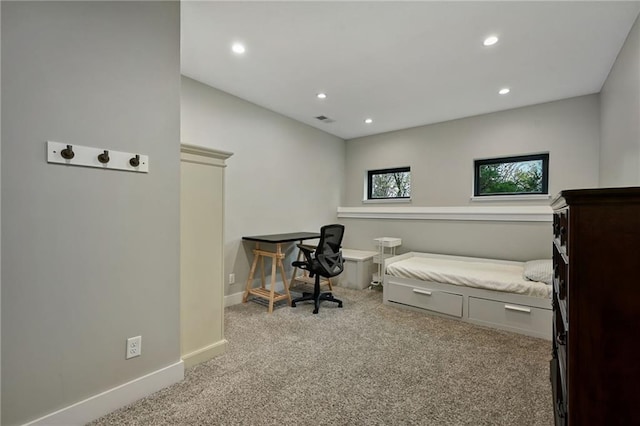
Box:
[383,252,552,340]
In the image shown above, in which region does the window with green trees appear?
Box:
[474,153,549,197]
[367,167,411,200]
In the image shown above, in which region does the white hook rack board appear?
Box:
[47,141,149,173]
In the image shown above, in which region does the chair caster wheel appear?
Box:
[338,303,343,308]
[291,302,296,308]
[313,309,319,314]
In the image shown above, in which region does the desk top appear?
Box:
[242,232,320,244]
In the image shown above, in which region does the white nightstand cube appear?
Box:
[336,249,378,290]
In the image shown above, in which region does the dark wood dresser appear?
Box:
[550,187,640,426]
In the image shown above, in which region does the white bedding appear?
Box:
[386,256,551,298]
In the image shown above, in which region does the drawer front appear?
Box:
[552,244,568,302]
[553,306,568,400]
[553,209,569,255]
[386,283,463,318]
[550,357,568,426]
[468,297,552,336]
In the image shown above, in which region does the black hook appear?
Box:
[60,145,75,160]
[129,154,140,167]
[97,150,110,164]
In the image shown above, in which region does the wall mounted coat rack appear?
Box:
[47,141,149,173]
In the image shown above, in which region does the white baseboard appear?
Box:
[24,360,184,426]
[182,339,228,368]
[224,291,244,307]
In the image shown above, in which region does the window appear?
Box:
[367,167,411,200]
[474,153,549,197]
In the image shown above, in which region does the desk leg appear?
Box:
[276,243,292,305]
[260,250,266,289]
[243,241,294,312]
[243,245,260,303]
[268,247,278,313]
[290,244,304,291]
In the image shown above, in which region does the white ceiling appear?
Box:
[181,1,640,140]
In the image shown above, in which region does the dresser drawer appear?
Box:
[554,313,567,398]
[553,245,568,302]
[550,357,567,426]
[553,210,569,255]
[468,297,552,336]
[386,282,463,318]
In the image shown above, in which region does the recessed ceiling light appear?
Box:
[499,88,510,95]
[317,93,327,99]
[231,42,246,54]
[483,36,499,46]
[364,118,373,124]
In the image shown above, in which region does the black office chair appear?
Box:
[291,224,345,314]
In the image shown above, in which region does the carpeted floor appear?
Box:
[90,286,554,425]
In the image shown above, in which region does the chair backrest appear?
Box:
[315,224,345,278]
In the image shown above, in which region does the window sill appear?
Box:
[338,205,552,222]
[362,198,412,204]
[470,194,551,202]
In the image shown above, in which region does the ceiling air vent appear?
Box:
[315,115,335,123]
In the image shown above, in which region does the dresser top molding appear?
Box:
[551,186,640,209]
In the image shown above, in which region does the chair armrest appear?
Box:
[296,244,316,263]
[292,260,310,270]
[297,243,315,253]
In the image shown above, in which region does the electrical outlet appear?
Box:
[126,336,142,359]
[229,273,235,284]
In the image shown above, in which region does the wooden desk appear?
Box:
[242,232,320,313]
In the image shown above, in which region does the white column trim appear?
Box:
[182,340,228,369]
[337,205,553,222]
[180,143,233,167]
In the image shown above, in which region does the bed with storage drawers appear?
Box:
[383,252,552,339]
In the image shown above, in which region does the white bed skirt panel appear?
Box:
[383,252,552,340]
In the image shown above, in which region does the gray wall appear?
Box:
[340,219,553,262]
[1,2,180,425]
[345,95,600,207]
[342,95,601,260]
[600,13,640,186]
[180,76,346,297]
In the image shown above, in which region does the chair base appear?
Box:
[291,290,343,314]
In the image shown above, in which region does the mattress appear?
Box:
[386,256,551,298]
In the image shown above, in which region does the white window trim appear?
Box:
[364,166,411,201]
[471,194,551,202]
[362,198,412,204]
[472,152,549,199]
